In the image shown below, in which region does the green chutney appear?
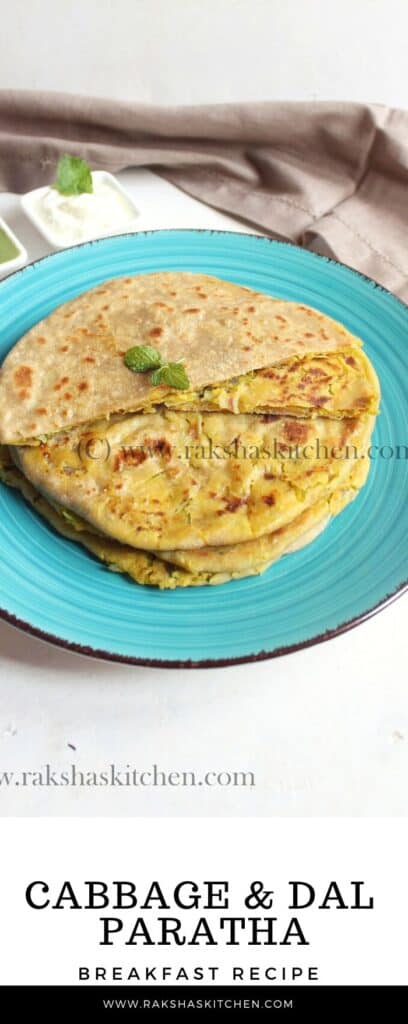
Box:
[0,227,20,264]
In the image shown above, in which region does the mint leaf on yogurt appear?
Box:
[54,154,93,196]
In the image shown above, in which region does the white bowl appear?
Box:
[20,170,140,250]
[0,216,27,277]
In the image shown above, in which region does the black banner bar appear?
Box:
[0,985,406,1015]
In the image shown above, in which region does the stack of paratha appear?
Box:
[0,272,379,588]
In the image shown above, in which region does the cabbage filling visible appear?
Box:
[11,347,378,449]
[141,348,378,419]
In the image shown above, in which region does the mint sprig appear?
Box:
[124,346,190,391]
[54,154,93,196]
[150,363,190,390]
[124,345,163,372]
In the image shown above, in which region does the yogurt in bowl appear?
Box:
[21,170,139,249]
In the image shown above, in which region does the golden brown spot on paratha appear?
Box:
[183,308,200,314]
[149,327,163,338]
[113,448,147,472]
[246,305,256,313]
[284,421,309,444]
[303,368,328,379]
[18,389,29,400]
[340,418,358,445]
[263,493,276,506]
[83,356,96,364]
[59,346,69,352]
[345,356,357,367]
[222,496,247,513]
[60,376,69,384]
[14,366,32,388]
[260,368,278,379]
[78,382,89,392]
[144,437,172,459]
[36,336,46,345]
[264,471,276,480]
[35,407,47,415]
[275,315,288,323]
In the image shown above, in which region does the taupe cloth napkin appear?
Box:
[1,90,408,299]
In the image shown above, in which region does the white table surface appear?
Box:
[0,169,406,818]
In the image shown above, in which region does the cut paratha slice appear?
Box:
[142,348,379,420]
[0,272,379,445]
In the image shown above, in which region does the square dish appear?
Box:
[20,170,139,249]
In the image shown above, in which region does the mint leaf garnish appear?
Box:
[54,154,93,196]
[124,345,163,372]
[124,344,190,390]
[150,362,190,390]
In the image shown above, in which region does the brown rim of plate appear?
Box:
[0,583,406,669]
[0,229,406,669]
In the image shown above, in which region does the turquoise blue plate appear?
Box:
[0,230,407,666]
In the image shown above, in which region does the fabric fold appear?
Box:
[1,90,407,296]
